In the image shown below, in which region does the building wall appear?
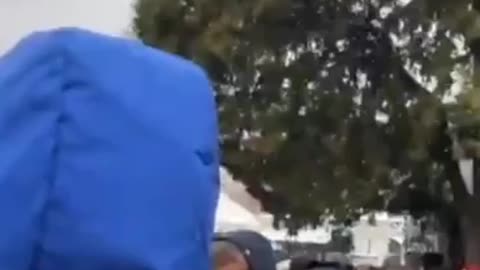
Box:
[352,218,393,256]
[350,213,416,267]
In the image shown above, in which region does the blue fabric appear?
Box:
[0,28,219,270]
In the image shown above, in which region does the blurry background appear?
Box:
[0,0,135,53]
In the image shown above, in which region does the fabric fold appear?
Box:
[0,28,219,270]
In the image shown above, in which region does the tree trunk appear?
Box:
[463,159,480,267]
[447,218,464,270]
[462,210,480,267]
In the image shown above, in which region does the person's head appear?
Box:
[212,240,249,270]
[213,230,276,270]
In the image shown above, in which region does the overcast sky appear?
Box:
[0,0,135,53]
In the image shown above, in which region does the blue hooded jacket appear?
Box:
[0,28,219,270]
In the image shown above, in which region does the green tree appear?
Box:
[134,0,480,263]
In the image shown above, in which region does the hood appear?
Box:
[0,28,219,270]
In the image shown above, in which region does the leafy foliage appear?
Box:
[134,0,480,228]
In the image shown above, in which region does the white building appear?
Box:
[350,212,421,267]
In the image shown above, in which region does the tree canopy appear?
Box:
[133,0,480,229]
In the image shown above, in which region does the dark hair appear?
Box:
[214,230,276,270]
[290,257,342,270]
[422,253,444,268]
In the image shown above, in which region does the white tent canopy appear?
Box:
[215,167,333,245]
[215,168,332,245]
[215,192,261,232]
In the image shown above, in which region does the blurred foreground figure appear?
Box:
[213,230,276,270]
[0,28,219,270]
